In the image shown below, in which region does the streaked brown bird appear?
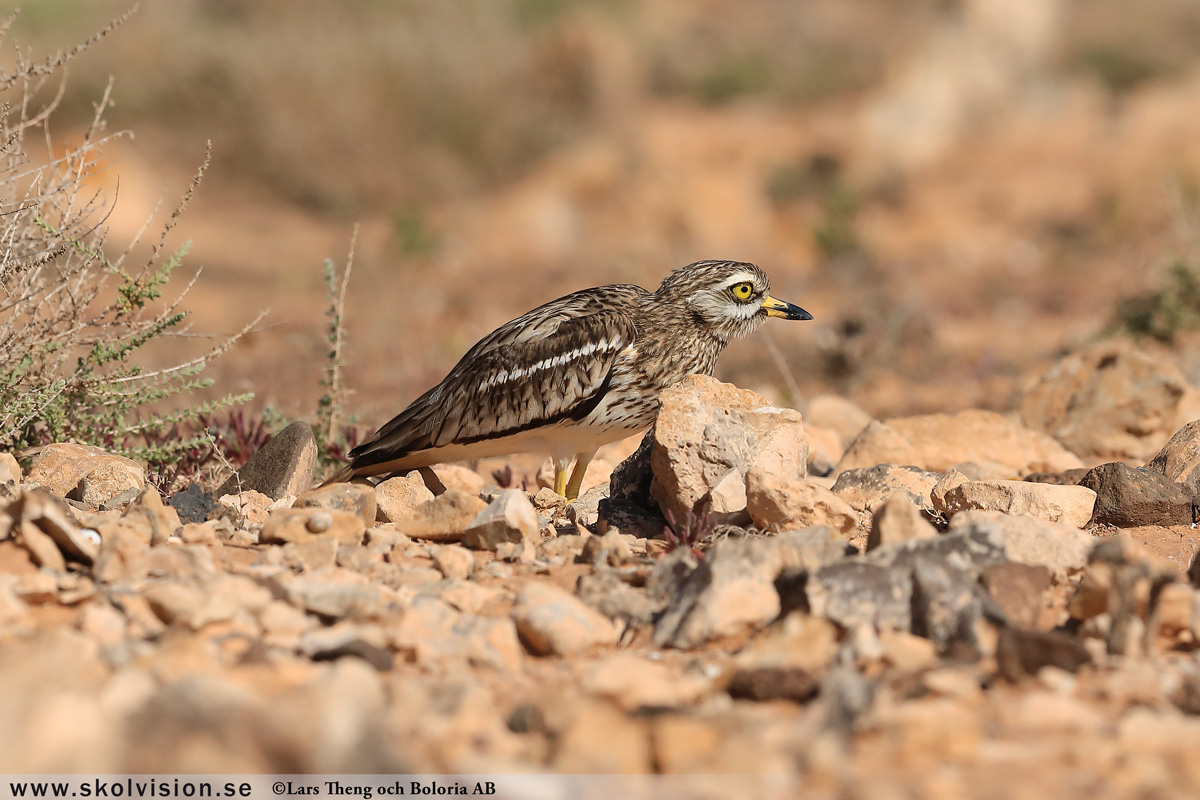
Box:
[323,260,812,499]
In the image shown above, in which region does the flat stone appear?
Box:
[1079,461,1194,527]
[216,421,318,500]
[745,468,857,534]
[26,443,145,499]
[832,464,941,514]
[295,483,377,529]
[462,489,539,550]
[394,490,488,541]
[426,464,487,497]
[260,508,365,545]
[940,479,1097,528]
[512,582,615,655]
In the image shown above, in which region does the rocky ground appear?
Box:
[6,338,1200,797]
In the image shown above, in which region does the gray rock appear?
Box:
[566,483,609,529]
[462,489,540,550]
[1079,461,1194,527]
[217,421,319,500]
[575,570,661,627]
[1148,419,1200,495]
[831,464,940,514]
[168,483,216,524]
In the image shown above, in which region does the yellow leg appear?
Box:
[553,455,571,496]
[564,450,596,501]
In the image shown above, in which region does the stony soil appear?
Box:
[7,346,1200,797]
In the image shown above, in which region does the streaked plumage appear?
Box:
[323,260,812,497]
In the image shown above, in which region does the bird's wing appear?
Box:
[348,305,639,471]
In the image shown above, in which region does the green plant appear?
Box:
[1111,260,1200,343]
[0,8,258,472]
[314,228,361,468]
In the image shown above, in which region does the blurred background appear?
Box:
[12,0,1200,429]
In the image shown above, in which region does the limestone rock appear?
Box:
[805,393,873,447]
[394,490,487,541]
[463,489,539,550]
[512,582,615,655]
[0,452,20,484]
[1079,461,1194,528]
[773,527,856,572]
[143,574,272,630]
[867,496,937,552]
[980,563,1051,629]
[26,443,145,500]
[734,612,839,673]
[1020,339,1200,461]
[745,468,857,534]
[216,491,274,527]
[260,508,365,545]
[931,468,970,516]
[1148,419,1200,495]
[295,483,377,529]
[427,464,487,497]
[834,421,922,475]
[283,568,404,620]
[949,510,1094,573]
[122,489,181,546]
[653,537,782,649]
[7,489,98,566]
[940,479,1097,527]
[650,375,808,523]
[374,472,434,523]
[883,409,1084,476]
[430,544,474,581]
[217,421,318,500]
[832,464,941,514]
[389,597,522,670]
[582,653,711,711]
[71,460,145,510]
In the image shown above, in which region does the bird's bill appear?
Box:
[761,295,813,320]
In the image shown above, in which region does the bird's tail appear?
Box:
[319,463,356,488]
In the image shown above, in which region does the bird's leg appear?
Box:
[553,455,572,497]
[565,449,597,501]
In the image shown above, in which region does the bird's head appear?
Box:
[654,260,812,340]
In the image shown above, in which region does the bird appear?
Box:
[322,259,812,499]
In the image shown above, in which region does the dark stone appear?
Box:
[910,557,988,652]
[995,627,1091,681]
[1024,468,1091,486]
[1147,419,1200,495]
[1079,461,1193,527]
[506,704,547,734]
[168,483,217,524]
[980,563,1051,629]
[727,667,819,703]
[596,496,665,539]
[309,639,394,671]
[575,569,661,627]
[1173,676,1200,716]
[800,561,913,631]
[216,421,318,501]
[608,429,654,502]
[808,460,834,478]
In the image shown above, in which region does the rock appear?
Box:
[883,409,1084,476]
[26,443,145,499]
[727,667,819,703]
[980,563,1051,629]
[216,491,274,527]
[564,483,608,529]
[774,527,856,571]
[260,508,365,545]
[1148,419,1200,495]
[996,627,1092,681]
[930,468,970,516]
[430,545,473,581]
[1024,468,1091,486]
[122,489,181,545]
[374,472,435,523]
[578,529,632,568]
[866,496,937,552]
[7,489,98,565]
[582,653,711,711]
[806,394,873,447]
[608,430,654,502]
[301,623,394,671]
[804,423,845,474]
[394,490,488,541]
[653,537,782,649]
[216,421,318,500]
[92,526,152,584]
[1079,462,1193,528]
[17,521,65,572]
[177,522,221,546]
[701,469,750,525]
[0,452,20,484]
[949,510,1095,572]
[143,574,271,630]
[389,597,522,670]
[734,612,839,672]
[596,496,665,539]
[834,421,922,475]
[71,460,145,510]
[939,479,1097,527]
[745,468,857,534]
[427,464,487,497]
[831,464,941,514]
[512,582,615,655]
[880,630,939,672]
[908,554,991,650]
[575,570,661,626]
[283,569,403,620]
[279,536,339,572]
[295,483,377,529]
[549,698,652,773]
[1020,339,1200,461]
[168,483,216,524]
[463,489,540,550]
[650,374,808,523]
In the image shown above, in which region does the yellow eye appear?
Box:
[731,282,754,301]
